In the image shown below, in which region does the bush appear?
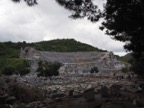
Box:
[90,66,99,74]
[37,60,62,77]
[0,58,30,76]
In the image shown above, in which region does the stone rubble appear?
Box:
[1,75,144,108]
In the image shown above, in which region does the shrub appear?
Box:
[37,61,62,77]
[0,58,30,76]
[90,66,99,74]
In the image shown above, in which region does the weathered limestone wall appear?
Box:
[20,47,126,76]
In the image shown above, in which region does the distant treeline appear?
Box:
[0,39,106,58]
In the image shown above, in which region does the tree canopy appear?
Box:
[12,0,37,6]
[56,0,102,21]
[102,0,144,57]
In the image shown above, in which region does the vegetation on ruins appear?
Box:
[37,60,62,77]
[0,58,30,76]
[90,66,99,74]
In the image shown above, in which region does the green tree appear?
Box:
[101,0,144,76]
[0,58,30,76]
[37,61,62,78]
[90,66,99,74]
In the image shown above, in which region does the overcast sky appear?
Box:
[0,0,127,56]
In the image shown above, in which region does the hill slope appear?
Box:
[32,39,106,52]
[123,53,133,62]
[0,39,106,58]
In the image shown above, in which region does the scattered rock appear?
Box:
[110,84,121,96]
[83,88,95,101]
[126,86,139,93]
[24,101,40,108]
[72,94,82,98]
[100,86,110,97]
[86,85,93,90]
[70,97,86,105]
[9,84,44,103]
[50,93,65,99]
[0,94,8,104]
[94,98,107,108]
[6,96,16,104]
[0,104,12,108]
[43,98,54,104]
[1,74,144,108]
[133,100,137,105]
[135,99,144,107]
[68,90,74,97]
[54,98,62,102]
[137,83,144,92]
